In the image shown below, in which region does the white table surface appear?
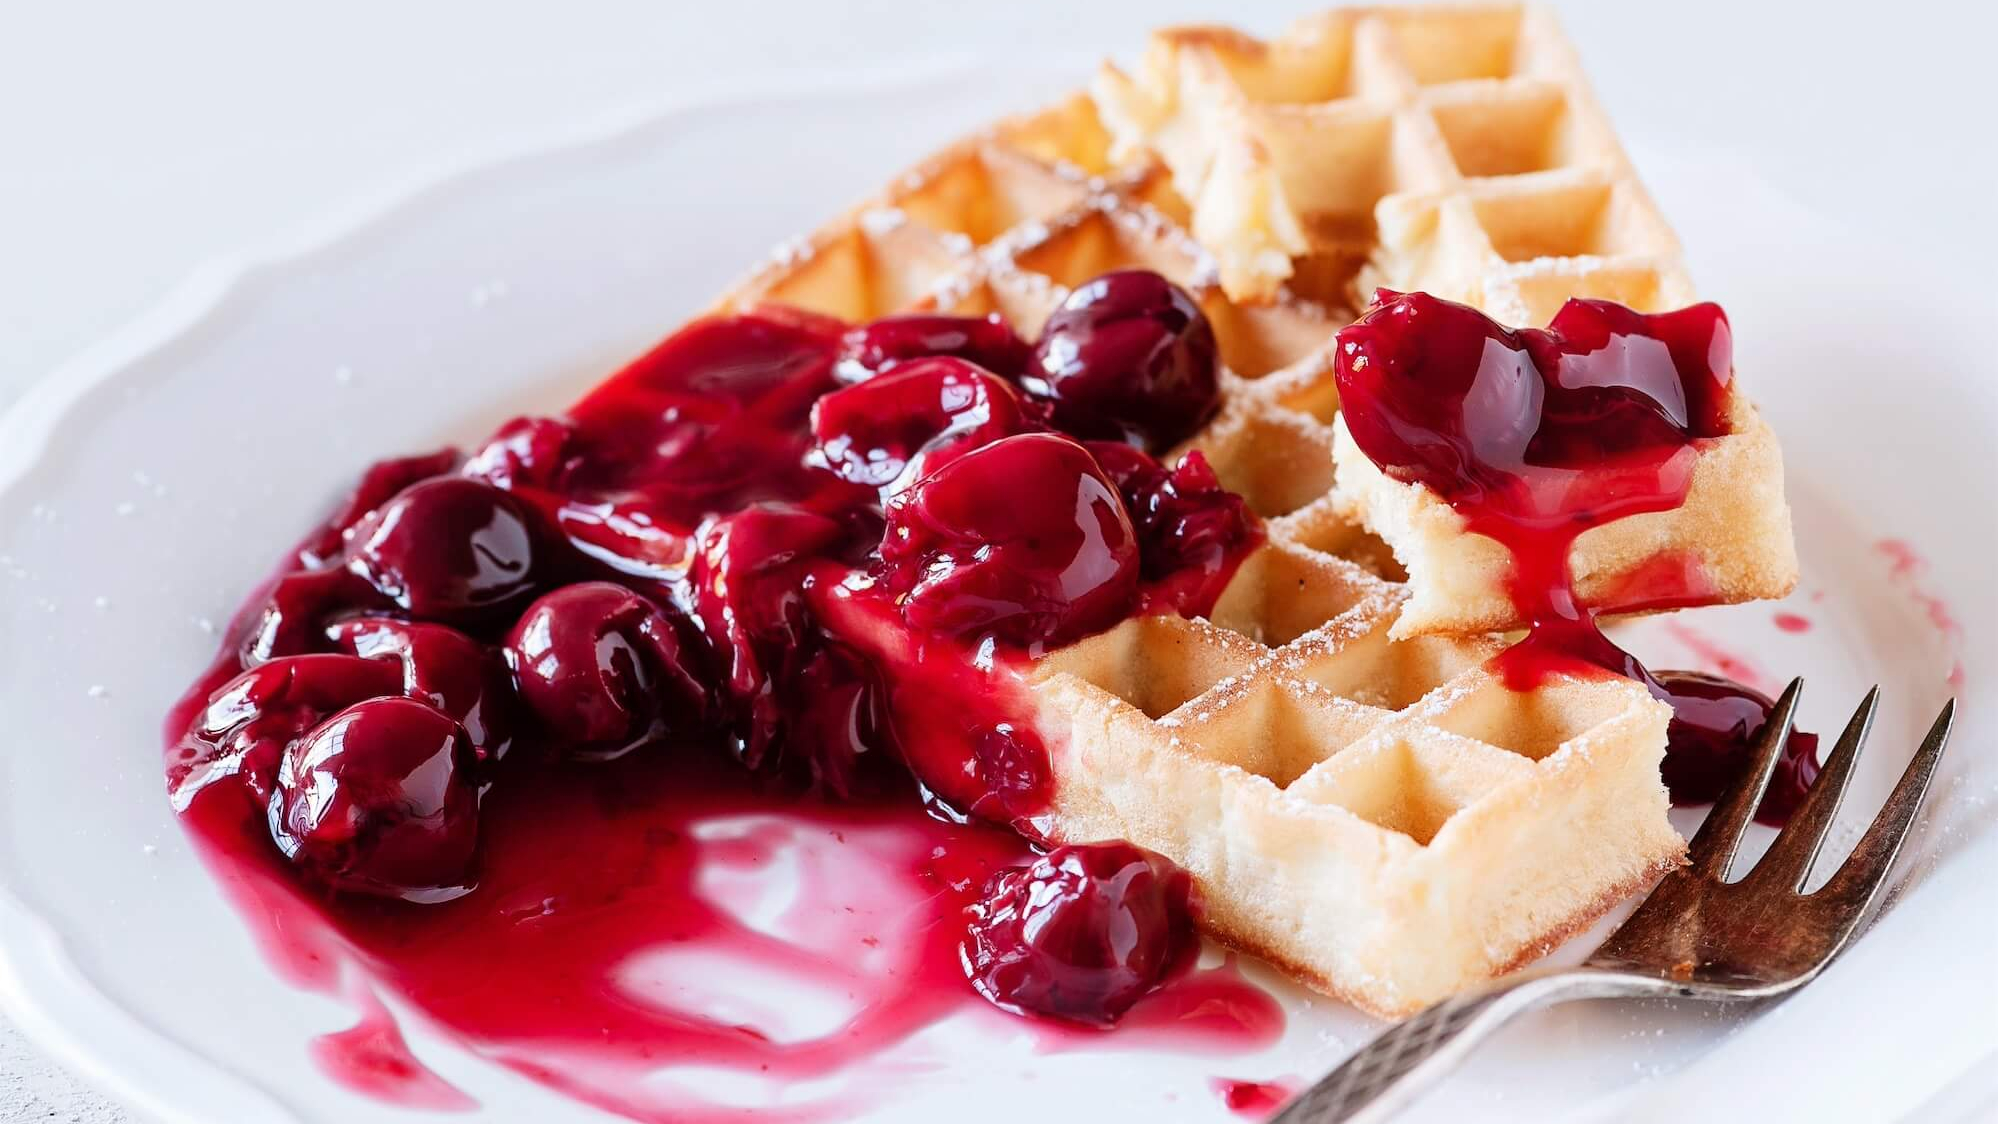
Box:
[1,1,1991,1119]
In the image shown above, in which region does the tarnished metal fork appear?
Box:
[1274,681,1957,1124]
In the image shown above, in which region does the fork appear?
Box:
[1273,680,1957,1124]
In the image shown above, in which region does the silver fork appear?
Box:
[1273,680,1957,1124]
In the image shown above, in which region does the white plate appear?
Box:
[1,62,1994,1124]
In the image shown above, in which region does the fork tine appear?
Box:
[1745,687,1879,890]
[1819,699,1956,908]
[1684,677,1802,880]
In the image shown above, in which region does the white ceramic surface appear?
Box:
[0,63,1993,1124]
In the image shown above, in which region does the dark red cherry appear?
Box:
[1085,442,1259,583]
[961,841,1198,1026]
[326,617,518,767]
[880,433,1139,647]
[171,654,404,808]
[1653,670,1822,826]
[462,416,578,492]
[689,504,892,792]
[836,313,1032,384]
[237,566,387,666]
[809,357,1042,493]
[299,448,460,568]
[1332,289,1732,517]
[1026,270,1221,452]
[271,696,480,902]
[347,477,548,624]
[505,582,712,761]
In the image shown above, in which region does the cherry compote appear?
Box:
[1334,290,1815,822]
[168,271,1274,1119]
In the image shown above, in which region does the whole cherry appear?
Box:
[809,357,1042,494]
[961,841,1198,1026]
[347,476,550,625]
[270,696,481,902]
[172,653,404,808]
[1025,270,1221,452]
[298,448,460,568]
[836,312,1032,385]
[462,415,578,492]
[879,432,1139,648]
[327,617,518,767]
[504,582,712,761]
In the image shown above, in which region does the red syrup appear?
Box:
[1211,1076,1298,1118]
[1878,538,1967,690]
[166,273,1278,1120]
[310,988,476,1112]
[1335,290,1818,824]
[1773,611,1812,634]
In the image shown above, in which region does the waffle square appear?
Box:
[712,54,1687,1015]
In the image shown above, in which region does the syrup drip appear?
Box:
[1335,291,1818,823]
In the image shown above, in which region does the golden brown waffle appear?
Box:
[1093,3,1697,319]
[711,49,1688,1016]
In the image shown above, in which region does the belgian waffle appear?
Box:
[711,27,1692,1015]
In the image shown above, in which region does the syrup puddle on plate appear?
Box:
[176,724,1284,1121]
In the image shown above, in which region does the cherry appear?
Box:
[271,696,480,903]
[1025,270,1221,452]
[1653,671,1822,826]
[347,477,549,625]
[504,582,712,761]
[836,312,1032,385]
[809,357,1042,494]
[299,448,460,568]
[171,654,404,808]
[690,504,892,793]
[961,841,1198,1026]
[1085,442,1259,583]
[463,416,578,492]
[880,433,1139,648]
[327,618,518,767]
[1333,289,1732,518]
[237,566,387,666]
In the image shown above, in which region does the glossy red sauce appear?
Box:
[167,280,1279,1119]
[1772,611,1812,634]
[1335,290,1817,823]
[1212,1076,1298,1118]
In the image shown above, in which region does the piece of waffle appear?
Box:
[710,58,1685,1016]
[1092,3,1696,317]
[1094,4,1798,638]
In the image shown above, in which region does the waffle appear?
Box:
[710,46,1689,1016]
[1091,3,1696,317]
[1095,4,1798,638]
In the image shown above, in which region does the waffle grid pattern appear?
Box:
[712,24,1686,1016]
[1092,3,1696,321]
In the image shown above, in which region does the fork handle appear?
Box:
[1272,967,1668,1124]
